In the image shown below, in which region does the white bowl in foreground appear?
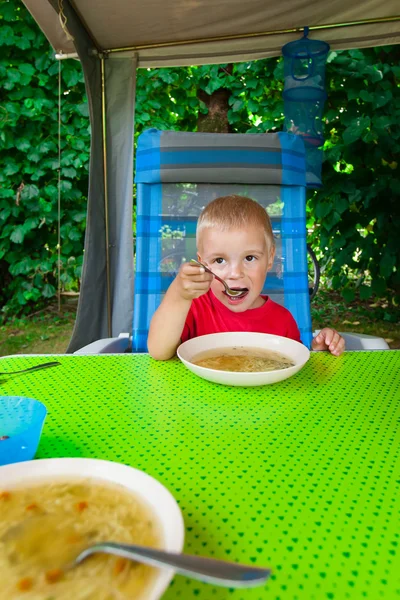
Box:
[178,332,310,387]
[0,457,184,600]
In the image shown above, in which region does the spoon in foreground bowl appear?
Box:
[190,259,246,298]
[3,516,270,589]
[73,541,271,588]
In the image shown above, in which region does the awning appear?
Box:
[23,0,400,66]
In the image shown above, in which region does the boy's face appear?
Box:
[197,224,275,312]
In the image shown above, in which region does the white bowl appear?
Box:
[0,458,184,600]
[177,332,310,386]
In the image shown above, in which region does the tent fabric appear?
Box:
[54,0,136,353]
[135,129,306,185]
[23,0,400,66]
[132,130,312,352]
[67,55,137,352]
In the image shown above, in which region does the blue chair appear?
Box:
[132,128,313,352]
[74,129,388,354]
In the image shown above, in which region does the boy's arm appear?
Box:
[147,280,192,360]
[147,263,212,360]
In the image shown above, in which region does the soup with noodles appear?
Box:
[192,346,295,372]
[0,479,161,600]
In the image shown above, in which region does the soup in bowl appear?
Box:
[0,458,184,600]
[177,332,310,386]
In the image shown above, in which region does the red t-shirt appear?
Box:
[181,290,301,343]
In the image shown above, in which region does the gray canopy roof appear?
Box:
[23,0,400,66]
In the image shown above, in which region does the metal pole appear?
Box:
[100,56,112,337]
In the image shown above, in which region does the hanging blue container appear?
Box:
[282,36,330,95]
[282,30,330,188]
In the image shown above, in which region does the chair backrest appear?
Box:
[133,129,312,352]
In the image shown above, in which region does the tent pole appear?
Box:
[100,55,112,337]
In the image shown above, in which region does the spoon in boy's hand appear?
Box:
[190,259,247,297]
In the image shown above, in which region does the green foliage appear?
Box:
[0,0,89,317]
[309,47,400,302]
[136,51,399,303]
[1,0,399,319]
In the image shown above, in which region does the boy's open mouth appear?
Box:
[223,287,249,301]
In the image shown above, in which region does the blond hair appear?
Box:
[196,195,275,249]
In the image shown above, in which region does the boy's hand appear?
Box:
[175,262,213,301]
[312,328,345,356]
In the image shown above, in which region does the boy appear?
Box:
[148,195,345,360]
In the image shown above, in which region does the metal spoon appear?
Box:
[3,515,270,589]
[74,541,271,588]
[190,259,246,297]
[0,361,61,376]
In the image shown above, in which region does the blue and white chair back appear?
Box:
[133,129,312,352]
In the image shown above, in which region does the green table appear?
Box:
[0,352,399,599]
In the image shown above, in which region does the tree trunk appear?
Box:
[197,66,232,133]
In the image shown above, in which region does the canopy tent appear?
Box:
[21,0,400,351]
[22,1,400,66]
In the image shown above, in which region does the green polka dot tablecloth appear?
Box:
[0,351,399,599]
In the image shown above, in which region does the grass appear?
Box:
[311,288,400,349]
[0,299,78,357]
[0,289,398,357]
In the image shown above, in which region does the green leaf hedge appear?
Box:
[1,0,399,318]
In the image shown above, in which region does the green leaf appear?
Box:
[68,228,82,241]
[372,90,392,109]
[4,158,20,176]
[61,167,77,179]
[0,208,11,222]
[379,253,396,279]
[231,99,244,112]
[62,67,81,87]
[42,158,60,170]
[334,196,348,215]
[60,180,73,193]
[315,202,331,219]
[21,185,39,200]
[322,211,341,232]
[372,115,392,130]
[9,257,33,276]
[15,35,32,51]
[10,226,25,244]
[72,212,87,223]
[23,217,39,232]
[6,68,21,84]
[19,63,35,76]
[38,141,56,154]
[364,65,383,83]
[342,116,370,145]
[359,90,373,102]
[204,79,223,95]
[42,283,56,298]
[157,71,177,84]
[15,138,31,151]
[27,149,42,163]
[247,99,260,113]
[76,103,89,117]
